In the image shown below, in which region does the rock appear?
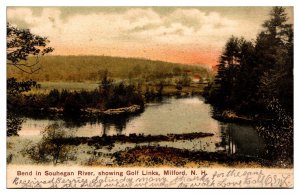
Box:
[222,110,237,119]
[103,105,141,115]
[82,104,142,116]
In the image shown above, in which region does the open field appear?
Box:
[8,55,211,82]
[27,81,207,95]
[8,55,211,97]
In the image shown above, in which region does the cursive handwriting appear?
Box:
[9,169,293,188]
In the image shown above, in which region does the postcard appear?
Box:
[6,6,294,188]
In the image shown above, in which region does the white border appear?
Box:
[1,0,299,194]
[0,0,298,6]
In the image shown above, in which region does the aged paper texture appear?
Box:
[6,6,294,188]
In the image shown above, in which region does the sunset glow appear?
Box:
[7,7,293,66]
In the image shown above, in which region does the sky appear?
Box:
[7,6,293,67]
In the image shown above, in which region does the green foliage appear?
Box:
[9,72,144,116]
[7,23,53,136]
[7,78,40,136]
[175,72,192,87]
[7,55,210,83]
[205,7,293,115]
[257,98,293,163]
[7,78,38,96]
[204,7,293,163]
[256,7,294,114]
[7,112,24,137]
[7,23,54,73]
[205,37,258,113]
[25,123,76,164]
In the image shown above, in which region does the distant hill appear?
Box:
[7,55,211,82]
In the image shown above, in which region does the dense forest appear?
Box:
[203,7,293,164]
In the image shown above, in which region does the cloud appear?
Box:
[126,9,240,47]
[7,8,33,25]
[7,7,240,43]
[6,7,265,65]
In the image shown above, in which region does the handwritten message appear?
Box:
[7,166,293,188]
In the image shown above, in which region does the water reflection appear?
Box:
[17,96,266,158]
[219,123,266,157]
[101,116,131,135]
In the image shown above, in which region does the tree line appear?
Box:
[203,7,293,164]
[204,7,293,116]
[8,71,144,115]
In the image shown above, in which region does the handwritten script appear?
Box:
[7,166,293,188]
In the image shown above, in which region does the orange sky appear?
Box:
[7,7,293,67]
[53,44,220,66]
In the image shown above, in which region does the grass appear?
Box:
[8,55,211,95]
[26,81,207,95]
[112,145,270,167]
[7,55,211,82]
[29,81,100,94]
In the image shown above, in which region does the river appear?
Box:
[17,96,266,158]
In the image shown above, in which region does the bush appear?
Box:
[25,123,76,164]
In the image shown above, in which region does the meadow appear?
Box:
[8,55,211,96]
[7,55,211,82]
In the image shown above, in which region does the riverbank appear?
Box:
[47,104,143,117]
[210,108,293,168]
[6,139,280,168]
[112,146,279,168]
[212,110,256,124]
[7,132,292,168]
[11,86,205,120]
[45,132,215,148]
[9,96,291,168]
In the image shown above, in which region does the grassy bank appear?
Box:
[113,146,273,168]
[27,81,206,96]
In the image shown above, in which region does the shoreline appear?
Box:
[212,110,259,124]
[49,132,215,148]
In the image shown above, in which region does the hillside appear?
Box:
[7,55,211,82]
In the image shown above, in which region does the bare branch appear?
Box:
[7,23,53,74]
[7,54,40,68]
[13,63,41,74]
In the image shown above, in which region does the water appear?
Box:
[18,96,266,158]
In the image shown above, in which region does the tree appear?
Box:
[256,7,293,163]
[204,36,256,111]
[7,23,54,136]
[214,36,240,107]
[7,78,39,136]
[7,23,54,73]
[98,69,113,95]
[25,123,76,164]
[204,6,293,163]
[207,7,293,114]
[7,112,23,137]
[256,7,293,114]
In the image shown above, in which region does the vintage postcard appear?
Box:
[6,6,294,188]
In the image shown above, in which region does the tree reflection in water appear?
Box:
[219,123,266,158]
[61,113,137,136]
